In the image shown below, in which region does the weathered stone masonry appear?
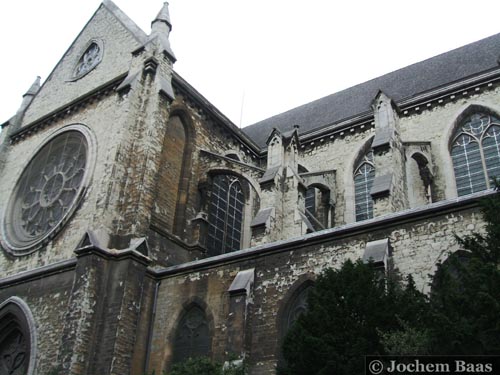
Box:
[1,2,500,375]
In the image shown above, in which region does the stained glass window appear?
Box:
[354,151,375,221]
[451,113,500,196]
[206,175,244,255]
[173,306,211,363]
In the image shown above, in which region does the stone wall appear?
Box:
[0,263,76,374]
[145,195,486,374]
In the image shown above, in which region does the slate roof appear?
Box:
[242,33,500,148]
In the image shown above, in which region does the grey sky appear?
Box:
[1,1,500,127]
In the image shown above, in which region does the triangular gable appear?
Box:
[21,0,148,126]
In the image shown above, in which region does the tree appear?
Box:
[281,188,500,375]
[428,188,500,354]
[280,260,429,375]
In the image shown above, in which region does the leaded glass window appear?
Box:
[207,175,244,255]
[173,306,211,363]
[354,151,375,221]
[451,113,500,196]
[2,127,92,255]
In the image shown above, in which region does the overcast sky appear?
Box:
[1,1,500,128]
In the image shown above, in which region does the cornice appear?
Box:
[0,258,77,289]
[9,74,127,144]
[291,68,500,151]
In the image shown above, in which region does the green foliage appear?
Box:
[428,189,500,354]
[164,356,246,375]
[280,260,429,375]
[281,188,500,374]
[169,357,220,375]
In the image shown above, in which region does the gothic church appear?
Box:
[1,1,499,374]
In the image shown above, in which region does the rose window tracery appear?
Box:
[2,129,91,255]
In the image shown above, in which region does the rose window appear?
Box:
[2,129,90,255]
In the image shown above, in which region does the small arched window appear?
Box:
[354,150,375,221]
[284,285,311,331]
[278,282,313,367]
[451,112,500,196]
[172,305,211,364]
[207,175,245,255]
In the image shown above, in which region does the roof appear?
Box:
[242,32,500,148]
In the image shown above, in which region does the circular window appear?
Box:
[2,126,94,255]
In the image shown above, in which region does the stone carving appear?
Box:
[0,329,27,375]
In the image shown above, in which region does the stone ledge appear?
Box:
[0,258,77,288]
[150,189,495,278]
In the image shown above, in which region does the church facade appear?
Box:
[1,2,499,374]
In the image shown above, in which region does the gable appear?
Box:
[21,1,147,126]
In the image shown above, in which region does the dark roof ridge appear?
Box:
[242,32,500,148]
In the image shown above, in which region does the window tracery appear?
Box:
[451,112,500,196]
[73,41,102,79]
[0,298,36,375]
[354,150,375,221]
[173,305,211,363]
[2,127,92,255]
[206,175,245,255]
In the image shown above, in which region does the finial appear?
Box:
[151,2,172,31]
[146,2,176,62]
[23,76,41,97]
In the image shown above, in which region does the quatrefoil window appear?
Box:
[2,127,93,255]
[73,41,103,79]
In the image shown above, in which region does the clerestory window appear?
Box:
[451,112,500,196]
[206,175,245,255]
[354,150,375,221]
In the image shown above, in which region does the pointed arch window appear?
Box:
[278,282,313,367]
[0,298,36,375]
[354,150,375,221]
[207,175,245,255]
[173,305,211,363]
[451,113,500,196]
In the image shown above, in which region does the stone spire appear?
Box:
[9,76,41,129]
[152,2,172,32]
[23,76,41,98]
[147,2,176,62]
